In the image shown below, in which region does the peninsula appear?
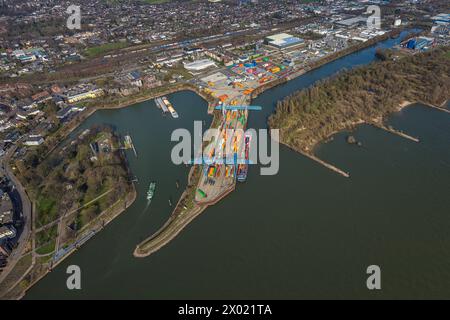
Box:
[269,46,450,154]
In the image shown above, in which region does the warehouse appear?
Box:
[264,33,304,49]
[402,37,435,51]
[335,16,367,28]
[431,13,450,25]
[183,59,217,71]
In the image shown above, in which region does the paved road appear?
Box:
[0,145,33,285]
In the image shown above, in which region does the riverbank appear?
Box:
[57,83,217,143]
[97,83,217,112]
[133,108,234,258]
[1,128,138,300]
[60,28,411,147]
[284,99,448,178]
[318,98,448,149]
[270,45,449,160]
[134,183,235,258]
[0,84,217,298]
[251,28,406,100]
[2,186,137,300]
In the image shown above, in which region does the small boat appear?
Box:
[147,182,156,201]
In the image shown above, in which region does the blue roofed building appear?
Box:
[431,13,450,25]
[128,71,141,81]
[126,71,143,87]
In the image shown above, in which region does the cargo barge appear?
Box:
[155,97,169,113]
[162,96,179,118]
[237,134,251,182]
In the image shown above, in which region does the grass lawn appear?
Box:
[84,42,129,58]
[36,225,58,248]
[35,240,56,255]
[36,196,58,226]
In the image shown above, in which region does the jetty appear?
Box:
[298,148,350,178]
[373,124,420,143]
[419,101,450,115]
[124,134,138,157]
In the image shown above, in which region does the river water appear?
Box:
[26,31,450,299]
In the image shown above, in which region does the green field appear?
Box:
[35,240,56,256]
[84,42,129,58]
[36,225,58,248]
[36,196,58,226]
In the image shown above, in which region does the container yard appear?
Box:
[194,92,253,204]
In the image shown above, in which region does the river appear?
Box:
[25,31,450,299]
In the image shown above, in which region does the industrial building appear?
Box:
[66,88,104,104]
[402,37,435,51]
[335,16,367,28]
[183,59,217,71]
[264,33,304,49]
[431,13,450,25]
[431,24,450,37]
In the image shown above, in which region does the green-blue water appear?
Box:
[25,31,450,299]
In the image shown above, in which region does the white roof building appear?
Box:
[0,225,16,240]
[183,59,217,71]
